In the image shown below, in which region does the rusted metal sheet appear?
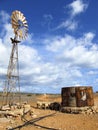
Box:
[61,86,94,107]
[69,87,76,107]
[76,87,94,107]
[76,87,87,107]
[61,87,69,106]
[86,87,94,106]
[61,87,76,107]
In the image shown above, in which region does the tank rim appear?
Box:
[62,86,92,89]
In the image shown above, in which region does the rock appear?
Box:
[24,107,31,114]
[92,111,96,114]
[6,111,18,117]
[92,106,97,111]
[0,111,17,118]
[23,104,31,114]
[0,118,10,123]
[31,114,37,118]
[6,126,13,130]
[24,104,31,108]
[3,108,24,117]
[79,111,86,114]
[13,108,24,116]
[1,105,10,111]
[96,108,98,113]
[36,101,51,109]
[10,105,17,110]
[29,110,33,116]
[49,102,61,111]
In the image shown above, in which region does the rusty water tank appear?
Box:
[61,86,94,107]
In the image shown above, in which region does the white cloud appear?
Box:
[0,10,10,24]
[45,32,98,68]
[46,35,76,52]
[57,0,88,31]
[87,70,98,75]
[57,20,78,31]
[68,0,88,17]
[83,32,95,44]
[42,14,53,30]
[43,14,53,21]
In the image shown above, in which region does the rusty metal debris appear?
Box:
[9,112,58,130]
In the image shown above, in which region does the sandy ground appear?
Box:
[0,93,98,130]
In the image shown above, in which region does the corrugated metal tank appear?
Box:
[61,86,94,107]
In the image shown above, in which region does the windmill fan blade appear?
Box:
[23,21,27,25]
[18,11,24,20]
[11,19,19,26]
[11,19,17,25]
[15,10,20,17]
[12,25,18,30]
[24,27,28,31]
[22,18,27,22]
[24,24,28,27]
[11,10,28,40]
[20,15,26,21]
[14,12,18,21]
[11,16,18,23]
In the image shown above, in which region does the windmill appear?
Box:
[3,10,28,105]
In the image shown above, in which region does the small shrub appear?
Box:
[27,94,32,97]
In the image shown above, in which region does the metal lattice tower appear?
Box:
[3,10,28,105]
[3,38,21,105]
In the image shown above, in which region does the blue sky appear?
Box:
[0,0,98,93]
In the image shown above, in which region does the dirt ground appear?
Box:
[0,93,98,130]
